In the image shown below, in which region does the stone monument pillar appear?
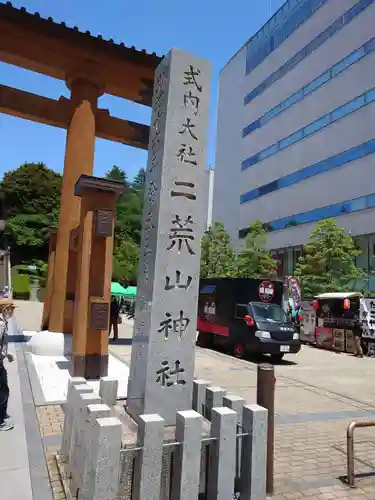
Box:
[127,48,211,425]
[48,79,101,334]
[70,175,125,379]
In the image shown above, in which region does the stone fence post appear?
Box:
[60,377,87,461]
[78,404,112,500]
[84,417,122,500]
[171,410,203,500]
[240,404,268,500]
[99,376,118,406]
[207,407,237,500]
[192,380,210,415]
[70,392,101,492]
[205,386,226,420]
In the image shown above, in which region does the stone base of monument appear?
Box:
[58,377,268,500]
[26,330,72,356]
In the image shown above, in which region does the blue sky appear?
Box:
[0,0,285,180]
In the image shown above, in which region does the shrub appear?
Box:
[12,271,30,300]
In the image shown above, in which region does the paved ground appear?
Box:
[110,320,375,499]
[7,300,375,499]
[2,302,65,500]
[0,344,33,500]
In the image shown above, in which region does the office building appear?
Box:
[213,0,375,282]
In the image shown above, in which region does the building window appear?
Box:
[368,235,375,274]
[294,248,302,272]
[243,35,375,137]
[234,304,248,319]
[246,0,328,74]
[238,192,375,237]
[286,248,294,275]
[241,87,375,171]
[354,235,370,273]
[240,138,375,205]
[276,250,285,278]
[245,0,375,100]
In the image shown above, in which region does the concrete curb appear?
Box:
[23,348,47,407]
[16,345,53,500]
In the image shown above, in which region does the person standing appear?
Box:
[109,296,120,341]
[0,299,15,431]
[353,312,364,358]
[344,306,364,358]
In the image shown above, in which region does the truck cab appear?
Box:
[197,278,301,361]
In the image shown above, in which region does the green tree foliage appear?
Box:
[132,168,146,191]
[237,220,277,279]
[200,222,237,278]
[295,218,364,295]
[106,166,143,282]
[112,239,139,285]
[106,166,144,245]
[2,162,62,217]
[2,162,147,283]
[1,162,62,263]
[107,165,128,184]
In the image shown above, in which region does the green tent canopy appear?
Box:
[122,286,137,299]
[111,282,137,298]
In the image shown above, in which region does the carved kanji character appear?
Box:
[183,65,202,92]
[167,215,195,255]
[179,118,198,140]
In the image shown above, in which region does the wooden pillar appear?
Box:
[49,79,101,333]
[71,175,125,379]
[41,231,57,330]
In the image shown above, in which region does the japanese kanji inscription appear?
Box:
[165,270,192,291]
[361,298,375,339]
[127,48,211,424]
[156,360,186,387]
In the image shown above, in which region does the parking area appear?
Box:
[111,322,375,499]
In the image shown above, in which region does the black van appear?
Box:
[197,278,301,361]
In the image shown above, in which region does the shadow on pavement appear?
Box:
[56,360,70,370]
[248,354,298,367]
[8,334,27,343]
[198,344,298,366]
[109,338,132,346]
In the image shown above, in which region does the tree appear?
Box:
[105,166,143,245]
[114,192,143,245]
[1,162,62,264]
[200,222,237,278]
[105,166,142,282]
[112,238,139,283]
[295,218,364,295]
[2,162,61,217]
[132,168,146,191]
[237,220,277,279]
[106,165,129,185]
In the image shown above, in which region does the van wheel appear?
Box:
[233,343,245,359]
[197,332,210,348]
[271,353,284,362]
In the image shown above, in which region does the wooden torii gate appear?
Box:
[0,2,161,336]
